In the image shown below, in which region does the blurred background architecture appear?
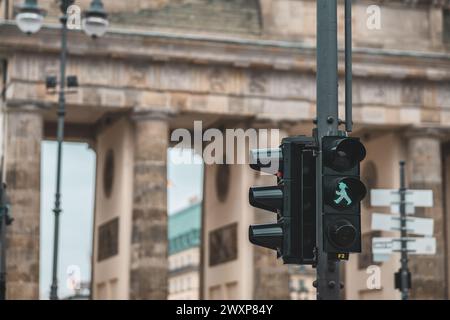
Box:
[168,199,201,300]
[289,265,315,300]
[0,0,450,300]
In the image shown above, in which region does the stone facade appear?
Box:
[1,0,450,299]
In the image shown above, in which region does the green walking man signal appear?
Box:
[334,182,352,206]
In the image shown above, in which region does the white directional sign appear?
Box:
[372,237,436,255]
[373,254,391,263]
[371,213,434,236]
[390,203,415,215]
[371,189,433,208]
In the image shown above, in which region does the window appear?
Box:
[298,280,308,293]
[289,279,296,291]
[186,254,191,265]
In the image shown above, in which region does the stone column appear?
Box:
[129,109,169,300]
[406,128,447,299]
[5,106,43,299]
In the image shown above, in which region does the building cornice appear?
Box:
[2,19,450,58]
[2,21,450,81]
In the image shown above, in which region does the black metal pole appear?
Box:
[399,161,409,300]
[315,0,340,300]
[344,0,352,133]
[49,7,69,301]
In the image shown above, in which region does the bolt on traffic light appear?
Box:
[322,136,367,253]
[248,136,316,264]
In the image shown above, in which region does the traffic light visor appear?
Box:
[249,186,283,213]
[327,138,366,171]
[249,223,283,250]
[249,148,282,175]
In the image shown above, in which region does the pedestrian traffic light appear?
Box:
[248,136,316,264]
[322,136,366,254]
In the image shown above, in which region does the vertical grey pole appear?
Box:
[0,189,5,300]
[49,8,68,301]
[315,0,340,300]
[345,0,352,133]
[316,0,339,134]
[399,161,409,300]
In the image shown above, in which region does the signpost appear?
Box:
[372,237,436,255]
[371,189,433,208]
[371,189,433,215]
[371,214,434,236]
[370,161,434,300]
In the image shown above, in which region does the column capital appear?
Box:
[5,102,47,114]
[403,125,450,141]
[131,107,175,122]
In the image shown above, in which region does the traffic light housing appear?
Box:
[248,136,316,265]
[248,147,283,255]
[322,136,366,254]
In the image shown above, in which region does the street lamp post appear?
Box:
[49,0,72,301]
[15,0,108,300]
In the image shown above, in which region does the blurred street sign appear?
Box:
[371,166,435,300]
[373,254,390,263]
[390,203,415,215]
[371,189,433,208]
[371,213,434,236]
[372,237,436,255]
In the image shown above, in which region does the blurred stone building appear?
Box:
[168,201,201,300]
[289,265,316,300]
[1,0,450,300]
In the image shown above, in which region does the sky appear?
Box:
[167,149,204,213]
[39,142,203,299]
